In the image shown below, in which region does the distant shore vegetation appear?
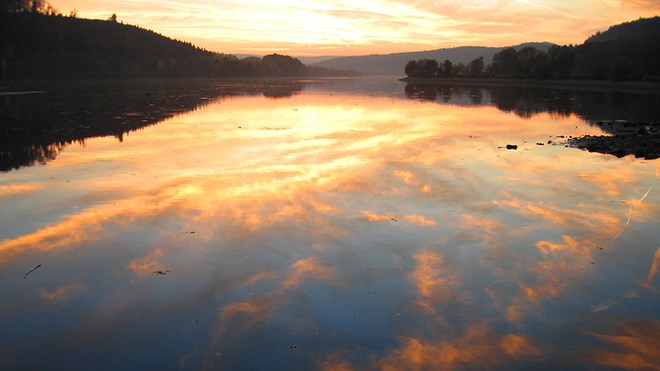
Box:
[0,5,358,79]
[405,16,660,82]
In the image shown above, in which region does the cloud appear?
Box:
[282,256,336,289]
[584,320,660,369]
[126,247,166,277]
[620,0,660,10]
[38,283,86,302]
[377,325,539,370]
[54,0,660,54]
[409,251,460,313]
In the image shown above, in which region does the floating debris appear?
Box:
[24,264,42,279]
[288,345,299,351]
[153,270,170,275]
[506,144,518,150]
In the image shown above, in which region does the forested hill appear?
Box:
[586,16,660,43]
[0,12,356,79]
[313,43,553,76]
[403,16,660,82]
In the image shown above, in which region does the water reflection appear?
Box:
[3,78,660,172]
[404,82,660,124]
[0,81,659,369]
[0,79,304,171]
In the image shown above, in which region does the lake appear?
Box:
[1,77,659,369]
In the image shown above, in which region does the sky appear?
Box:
[52,0,660,56]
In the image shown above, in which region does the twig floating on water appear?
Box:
[24,264,41,279]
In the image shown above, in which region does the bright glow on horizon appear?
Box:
[52,0,659,56]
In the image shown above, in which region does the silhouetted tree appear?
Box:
[419,59,439,77]
[489,47,550,79]
[261,54,306,76]
[490,48,519,77]
[516,47,549,78]
[1,0,46,13]
[405,59,438,78]
[405,60,421,77]
[468,56,485,76]
[452,62,468,76]
[441,59,453,77]
[547,45,575,79]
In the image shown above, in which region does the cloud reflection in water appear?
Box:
[0,90,658,369]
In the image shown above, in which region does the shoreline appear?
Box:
[400,77,660,93]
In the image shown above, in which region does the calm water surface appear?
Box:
[1,78,659,369]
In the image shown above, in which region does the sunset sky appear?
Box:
[52,0,659,56]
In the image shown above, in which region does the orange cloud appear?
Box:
[38,283,86,302]
[485,234,597,323]
[282,256,336,289]
[461,214,505,235]
[621,0,660,10]
[362,210,397,222]
[394,170,415,185]
[362,211,436,226]
[202,255,338,367]
[405,214,436,227]
[0,189,179,264]
[643,247,660,290]
[409,251,459,313]
[319,355,355,371]
[0,183,43,197]
[577,168,642,197]
[378,325,539,370]
[53,0,660,55]
[585,320,660,369]
[243,271,280,287]
[535,235,595,256]
[127,247,166,277]
[494,199,622,236]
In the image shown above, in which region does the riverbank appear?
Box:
[400,77,660,93]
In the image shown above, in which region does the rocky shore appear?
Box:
[568,122,660,160]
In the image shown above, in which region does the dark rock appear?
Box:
[567,122,660,160]
[506,144,518,150]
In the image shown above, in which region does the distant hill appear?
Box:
[586,16,660,43]
[313,42,554,76]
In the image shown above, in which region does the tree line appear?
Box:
[1,0,54,14]
[405,17,660,82]
[0,11,357,79]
